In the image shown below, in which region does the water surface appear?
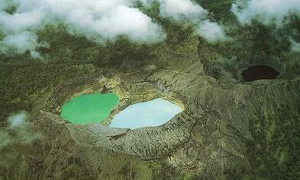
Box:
[61,93,118,124]
[109,98,182,129]
[242,65,279,82]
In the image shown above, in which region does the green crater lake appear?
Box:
[61,93,119,124]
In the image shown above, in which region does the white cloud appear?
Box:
[0,9,45,33]
[0,31,46,57]
[84,5,165,43]
[0,112,41,148]
[8,112,27,128]
[6,112,41,143]
[140,0,227,43]
[42,0,165,43]
[0,111,42,164]
[158,0,208,23]
[0,0,228,57]
[231,0,300,26]
[0,0,166,57]
[196,20,227,44]
[290,38,300,53]
[0,1,9,11]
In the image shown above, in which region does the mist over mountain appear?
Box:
[0,1,300,179]
[0,0,229,58]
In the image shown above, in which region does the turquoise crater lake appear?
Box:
[61,93,119,124]
[109,98,182,129]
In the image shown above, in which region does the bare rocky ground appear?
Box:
[1,32,298,180]
[1,2,300,177]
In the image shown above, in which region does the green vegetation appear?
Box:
[0,1,300,179]
[241,96,300,179]
[196,0,236,21]
[0,59,95,124]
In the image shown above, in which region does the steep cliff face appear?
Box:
[6,34,296,180]
[30,111,163,180]
[1,1,300,179]
[150,58,300,178]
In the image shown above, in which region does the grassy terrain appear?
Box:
[0,59,95,124]
[0,1,300,179]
